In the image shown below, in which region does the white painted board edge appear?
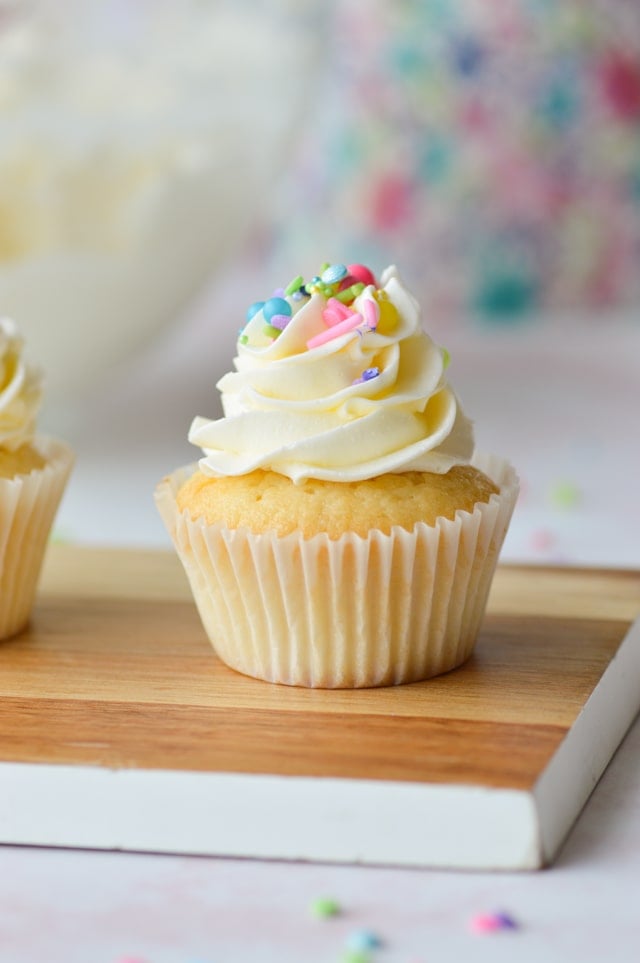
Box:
[0,615,638,871]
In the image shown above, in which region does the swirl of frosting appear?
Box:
[0,318,43,451]
[189,265,474,482]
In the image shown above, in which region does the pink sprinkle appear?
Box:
[307,312,364,349]
[326,297,353,321]
[363,298,380,329]
[347,263,377,287]
[469,911,519,934]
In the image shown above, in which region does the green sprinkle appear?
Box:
[441,346,450,369]
[262,324,281,339]
[310,896,341,919]
[549,481,581,509]
[339,951,371,963]
[239,334,249,344]
[336,282,365,303]
[285,275,304,296]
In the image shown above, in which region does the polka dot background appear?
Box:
[267,0,640,326]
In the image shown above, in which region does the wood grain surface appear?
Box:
[0,545,638,791]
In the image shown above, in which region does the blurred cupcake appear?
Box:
[0,318,74,639]
[156,263,518,687]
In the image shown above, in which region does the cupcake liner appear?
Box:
[0,437,74,640]
[155,453,518,688]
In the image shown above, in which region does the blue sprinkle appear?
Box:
[346,929,382,952]
[246,301,265,323]
[263,297,292,322]
[321,263,348,285]
[362,367,380,381]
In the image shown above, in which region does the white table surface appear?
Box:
[10,272,640,962]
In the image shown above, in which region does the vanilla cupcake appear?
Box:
[156,264,518,687]
[0,318,74,639]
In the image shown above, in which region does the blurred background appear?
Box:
[1,0,638,565]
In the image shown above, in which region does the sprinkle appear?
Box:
[307,312,364,349]
[269,314,291,331]
[469,911,519,934]
[347,263,377,287]
[375,299,399,334]
[321,263,348,285]
[246,300,265,323]
[336,282,366,304]
[352,367,380,385]
[263,323,281,339]
[362,298,380,329]
[346,929,382,951]
[285,275,304,296]
[441,346,450,368]
[310,896,341,918]
[549,481,581,509]
[263,297,291,322]
[339,952,371,963]
[326,297,354,320]
[239,334,249,344]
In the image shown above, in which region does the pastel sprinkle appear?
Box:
[374,299,399,334]
[549,481,581,509]
[310,896,341,918]
[469,911,519,934]
[326,297,354,320]
[339,952,371,963]
[336,282,366,303]
[285,275,304,296]
[441,346,451,368]
[269,314,291,331]
[321,263,349,284]
[262,323,281,339]
[362,298,380,329]
[347,263,377,286]
[263,297,291,322]
[246,300,264,323]
[307,311,364,349]
[346,929,382,951]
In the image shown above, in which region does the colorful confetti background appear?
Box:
[267,0,640,327]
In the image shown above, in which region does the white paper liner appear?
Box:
[0,436,74,640]
[155,453,519,688]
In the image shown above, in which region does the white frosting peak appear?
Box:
[189,265,474,482]
[0,317,43,451]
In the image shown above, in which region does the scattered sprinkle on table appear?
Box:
[346,929,382,951]
[469,910,519,933]
[310,896,341,918]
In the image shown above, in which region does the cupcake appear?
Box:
[156,263,518,687]
[0,317,74,640]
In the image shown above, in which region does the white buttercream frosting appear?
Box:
[189,265,474,482]
[0,317,43,451]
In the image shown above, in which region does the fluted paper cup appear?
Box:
[155,453,518,688]
[0,437,74,640]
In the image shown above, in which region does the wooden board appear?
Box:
[0,545,639,870]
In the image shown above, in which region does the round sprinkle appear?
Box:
[339,952,371,963]
[347,263,377,287]
[270,314,291,331]
[246,300,265,323]
[321,263,348,285]
[239,334,249,345]
[310,896,341,918]
[549,481,581,509]
[362,367,380,381]
[262,323,281,339]
[263,297,292,322]
[346,929,382,951]
[285,275,304,296]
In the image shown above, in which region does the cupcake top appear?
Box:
[189,263,474,483]
[0,318,43,452]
